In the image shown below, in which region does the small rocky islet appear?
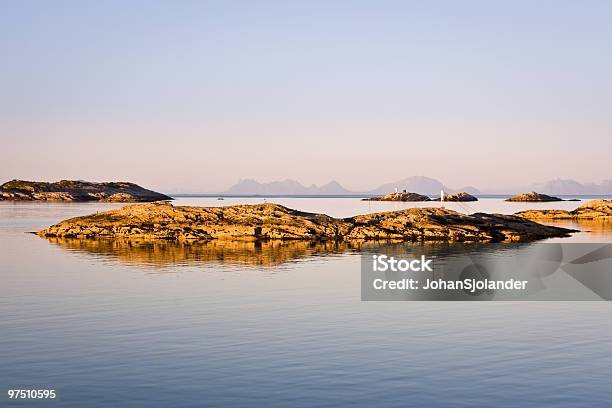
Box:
[363,191,478,202]
[0,179,171,202]
[363,191,431,202]
[432,192,478,202]
[506,191,564,202]
[37,201,575,243]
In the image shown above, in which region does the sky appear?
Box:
[1,0,611,193]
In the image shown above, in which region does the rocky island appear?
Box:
[37,201,575,243]
[515,200,612,220]
[433,192,478,202]
[0,180,172,202]
[506,191,563,202]
[363,191,431,202]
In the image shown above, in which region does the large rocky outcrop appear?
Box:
[37,202,575,243]
[515,200,612,220]
[363,191,431,202]
[0,179,171,202]
[506,191,563,202]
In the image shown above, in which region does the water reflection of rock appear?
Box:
[44,237,362,267]
[44,236,532,268]
[538,219,612,239]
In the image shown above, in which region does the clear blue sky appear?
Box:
[2,0,611,192]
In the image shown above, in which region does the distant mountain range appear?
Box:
[366,176,481,196]
[222,177,612,196]
[224,179,353,195]
[524,179,612,195]
[223,176,480,196]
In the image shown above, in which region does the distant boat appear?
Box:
[217,197,224,200]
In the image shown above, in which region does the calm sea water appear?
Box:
[2,197,612,407]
